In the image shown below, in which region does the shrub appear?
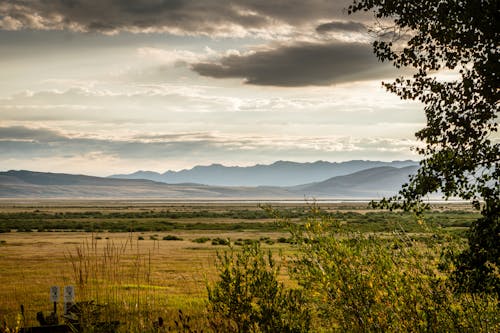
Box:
[282,205,499,332]
[162,235,183,241]
[192,237,211,243]
[234,239,259,246]
[277,237,292,244]
[211,238,229,246]
[207,243,311,332]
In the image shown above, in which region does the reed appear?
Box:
[64,233,169,332]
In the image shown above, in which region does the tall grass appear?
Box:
[1,203,497,332]
[65,233,168,332]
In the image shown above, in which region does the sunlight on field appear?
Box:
[0,228,288,329]
[1,200,495,332]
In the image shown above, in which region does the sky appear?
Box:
[0,0,427,176]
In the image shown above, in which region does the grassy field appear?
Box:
[0,200,492,332]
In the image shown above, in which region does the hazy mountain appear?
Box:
[0,165,420,199]
[110,160,418,186]
[0,170,294,198]
[291,166,419,198]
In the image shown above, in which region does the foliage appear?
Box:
[0,206,311,233]
[206,243,311,333]
[162,235,183,241]
[1,203,499,331]
[453,214,500,294]
[282,205,499,331]
[209,237,229,246]
[349,0,499,294]
[0,208,479,234]
[192,237,211,244]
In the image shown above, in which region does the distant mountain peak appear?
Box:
[1,164,426,199]
[108,160,418,187]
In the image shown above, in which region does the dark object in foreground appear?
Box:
[17,301,120,333]
[19,321,120,333]
[20,325,71,333]
[19,321,121,333]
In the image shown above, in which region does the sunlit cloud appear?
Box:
[0,1,429,175]
[0,125,420,175]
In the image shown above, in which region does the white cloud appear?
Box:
[137,47,206,65]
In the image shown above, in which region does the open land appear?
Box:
[0,200,481,330]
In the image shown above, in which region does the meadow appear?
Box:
[0,200,497,332]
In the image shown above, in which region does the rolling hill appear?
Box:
[0,165,419,199]
[291,166,418,198]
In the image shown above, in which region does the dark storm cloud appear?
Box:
[191,42,396,86]
[316,20,366,33]
[0,0,353,35]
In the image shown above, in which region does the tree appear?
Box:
[348,0,499,293]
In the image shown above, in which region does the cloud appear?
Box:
[136,47,206,65]
[0,126,418,162]
[0,126,229,159]
[0,126,65,142]
[0,0,354,37]
[191,41,397,86]
[316,21,366,33]
[0,85,244,122]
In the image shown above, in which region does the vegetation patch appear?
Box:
[192,237,210,243]
[162,235,183,241]
[0,202,496,332]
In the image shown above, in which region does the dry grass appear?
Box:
[0,229,287,330]
[0,200,479,331]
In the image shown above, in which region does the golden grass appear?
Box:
[0,229,287,329]
[0,200,478,331]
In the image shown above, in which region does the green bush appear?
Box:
[211,238,229,246]
[234,238,259,246]
[162,235,183,241]
[192,237,211,243]
[282,206,499,332]
[277,237,290,243]
[207,243,311,332]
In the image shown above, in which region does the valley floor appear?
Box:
[0,200,485,331]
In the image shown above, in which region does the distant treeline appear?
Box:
[0,207,479,234]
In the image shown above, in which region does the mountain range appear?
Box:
[110,160,418,186]
[0,161,420,199]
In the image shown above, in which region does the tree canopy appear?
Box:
[348,0,499,293]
